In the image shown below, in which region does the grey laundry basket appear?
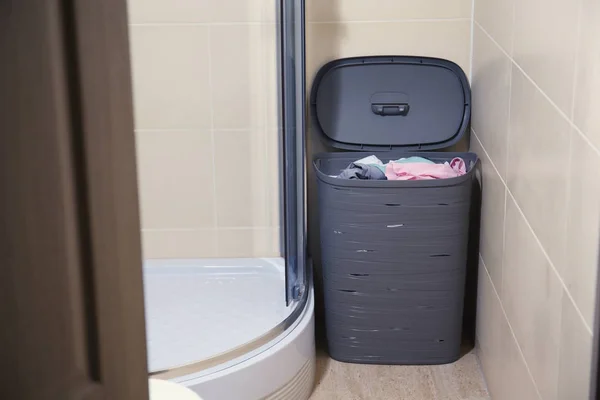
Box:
[311,56,478,365]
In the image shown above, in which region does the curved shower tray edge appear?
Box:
[173,287,315,400]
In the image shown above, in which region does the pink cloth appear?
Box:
[385,157,466,181]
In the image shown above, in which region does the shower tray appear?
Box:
[143,258,295,373]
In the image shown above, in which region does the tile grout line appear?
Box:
[566,1,583,270]
[309,18,472,24]
[480,256,544,400]
[500,180,508,298]
[473,128,593,335]
[475,21,600,158]
[130,21,276,27]
[261,24,272,239]
[500,16,515,297]
[206,27,220,254]
[142,227,276,232]
[504,187,593,335]
[135,128,200,133]
[129,19,470,27]
[472,131,506,296]
[563,126,575,319]
[135,128,258,133]
[570,1,584,121]
[505,0,516,183]
[509,0,516,58]
[565,0,585,284]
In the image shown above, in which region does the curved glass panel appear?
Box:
[127,0,306,373]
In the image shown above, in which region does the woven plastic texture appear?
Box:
[314,151,477,365]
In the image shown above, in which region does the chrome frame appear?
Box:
[281,0,307,304]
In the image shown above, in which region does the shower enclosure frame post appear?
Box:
[280,0,307,305]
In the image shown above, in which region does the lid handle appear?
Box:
[371,103,410,117]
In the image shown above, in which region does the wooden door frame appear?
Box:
[68,0,149,396]
[1,1,149,398]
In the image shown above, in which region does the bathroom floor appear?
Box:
[310,348,490,400]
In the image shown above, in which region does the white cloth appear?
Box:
[354,155,384,166]
[149,379,203,400]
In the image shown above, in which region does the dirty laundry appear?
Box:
[336,155,466,181]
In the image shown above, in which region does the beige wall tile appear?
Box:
[573,0,600,150]
[474,0,514,54]
[264,38,282,130]
[128,0,213,23]
[512,0,581,114]
[128,0,276,24]
[306,0,471,22]
[142,230,218,259]
[476,258,540,400]
[557,295,594,400]
[306,21,472,86]
[214,130,271,228]
[473,0,600,396]
[476,258,502,386]
[129,26,211,130]
[472,26,511,179]
[210,0,276,23]
[507,67,570,271]
[135,131,215,229]
[502,197,562,400]
[210,24,278,130]
[471,135,505,290]
[217,228,281,258]
[564,132,600,327]
[266,129,283,229]
[478,341,541,400]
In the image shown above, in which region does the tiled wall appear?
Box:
[128,0,474,261]
[473,0,599,398]
[127,0,281,259]
[305,0,472,88]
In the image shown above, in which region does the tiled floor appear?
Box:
[310,349,490,400]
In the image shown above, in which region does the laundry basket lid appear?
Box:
[309,56,471,151]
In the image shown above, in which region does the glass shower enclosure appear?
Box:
[128,0,308,376]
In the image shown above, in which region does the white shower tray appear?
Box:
[143,257,294,373]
